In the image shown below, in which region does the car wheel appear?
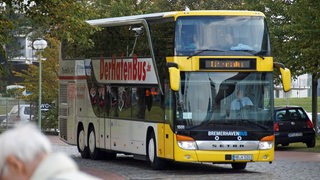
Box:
[147,132,166,170]
[77,128,89,158]
[306,137,316,148]
[231,162,247,170]
[88,127,100,160]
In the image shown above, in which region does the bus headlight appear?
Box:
[259,141,273,150]
[176,135,197,150]
[259,135,274,150]
[177,141,197,150]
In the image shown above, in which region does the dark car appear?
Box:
[274,106,316,148]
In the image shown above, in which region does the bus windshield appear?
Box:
[175,72,273,130]
[175,16,269,56]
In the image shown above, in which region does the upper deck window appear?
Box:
[175,16,270,56]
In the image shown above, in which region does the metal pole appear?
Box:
[38,53,42,129]
[33,38,47,130]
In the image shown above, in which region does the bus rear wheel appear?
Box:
[231,162,247,170]
[77,128,89,158]
[88,127,100,160]
[147,132,166,170]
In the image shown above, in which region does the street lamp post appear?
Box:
[33,39,47,130]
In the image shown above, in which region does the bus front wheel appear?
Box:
[77,128,89,159]
[147,132,166,170]
[88,127,100,160]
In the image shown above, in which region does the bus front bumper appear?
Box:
[174,148,274,163]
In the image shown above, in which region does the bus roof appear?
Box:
[86,10,265,27]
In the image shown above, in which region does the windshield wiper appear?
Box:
[240,119,270,130]
[187,49,224,59]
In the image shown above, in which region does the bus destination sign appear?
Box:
[199,58,256,70]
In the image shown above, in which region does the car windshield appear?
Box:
[275,108,309,122]
[175,16,269,56]
[175,72,273,130]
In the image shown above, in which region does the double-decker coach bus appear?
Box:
[59,10,291,170]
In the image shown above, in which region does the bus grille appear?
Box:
[59,107,68,116]
[59,84,68,103]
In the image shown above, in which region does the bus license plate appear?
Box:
[232,154,253,161]
[288,132,303,137]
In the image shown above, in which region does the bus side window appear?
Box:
[135,88,146,119]
[89,83,106,117]
[117,87,132,119]
[111,87,119,117]
[145,87,164,122]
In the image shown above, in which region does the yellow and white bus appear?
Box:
[59,10,291,170]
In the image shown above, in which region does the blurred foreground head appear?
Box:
[0,123,51,179]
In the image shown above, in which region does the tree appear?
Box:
[286,0,320,131]
[5,0,97,44]
[147,0,242,12]
[0,2,16,89]
[1,1,99,94]
[242,0,319,131]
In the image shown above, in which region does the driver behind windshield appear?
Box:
[230,86,253,118]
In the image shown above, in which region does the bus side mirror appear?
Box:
[280,67,291,92]
[169,67,180,91]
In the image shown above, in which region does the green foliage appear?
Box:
[148,0,242,12]
[41,105,58,132]
[0,4,14,46]
[2,0,97,47]
[275,97,320,112]
[14,37,59,104]
[285,0,320,79]
[3,88,25,98]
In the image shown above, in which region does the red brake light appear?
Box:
[306,120,314,129]
[274,122,279,131]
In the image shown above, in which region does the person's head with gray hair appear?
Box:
[0,123,51,179]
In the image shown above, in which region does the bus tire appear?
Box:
[147,132,166,170]
[77,127,89,159]
[231,162,247,170]
[88,127,100,160]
